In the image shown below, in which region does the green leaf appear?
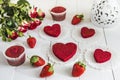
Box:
[18,31,24,37]
[17,0,30,6]
[7,38,12,42]
[0,0,3,4]
[9,3,16,7]
[0,29,2,36]
[4,17,16,28]
[6,7,14,16]
[6,28,12,35]
[0,18,3,24]
[2,36,6,41]
[0,7,4,14]
[0,0,44,42]
[3,0,10,3]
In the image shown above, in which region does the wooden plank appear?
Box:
[103,26,120,80]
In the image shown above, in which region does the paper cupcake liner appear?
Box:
[84,45,120,70]
[47,41,81,65]
[72,26,103,45]
[39,23,68,41]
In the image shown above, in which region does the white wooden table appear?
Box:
[0,0,120,80]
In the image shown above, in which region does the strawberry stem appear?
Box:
[77,14,84,19]
[27,56,31,59]
[29,35,31,38]
[27,33,31,38]
[48,63,54,72]
[77,61,86,68]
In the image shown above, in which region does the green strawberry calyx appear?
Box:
[76,61,86,68]
[30,56,39,64]
[48,63,54,72]
[76,14,84,19]
[28,35,35,39]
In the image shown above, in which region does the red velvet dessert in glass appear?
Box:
[4,45,25,66]
[50,6,66,21]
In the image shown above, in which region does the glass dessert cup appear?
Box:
[4,45,25,66]
[50,6,66,21]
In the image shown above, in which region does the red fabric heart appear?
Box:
[52,42,77,62]
[44,24,61,37]
[94,49,111,63]
[81,27,95,38]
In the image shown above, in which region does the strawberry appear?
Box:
[18,26,28,33]
[18,21,29,32]
[34,19,42,26]
[29,7,38,18]
[30,55,45,67]
[28,21,37,30]
[8,31,18,40]
[71,14,84,25]
[40,63,54,78]
[27,35,36,48]
[72,61,86,77]
[39,12,45,18]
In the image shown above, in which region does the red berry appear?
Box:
[29,7,38,18]
[40,63,54,78]
[34,19,42,26]
[30,55,45,67]
[39,12,45,18]
[27,35,36,48]
[9,31,18,40]
[71,14,84,25]
[18,26,28,33]
[72,62,86,77]
[28,21,37,30]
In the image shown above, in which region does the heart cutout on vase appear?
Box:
[81,27,95,38]
[44,24,61,37]
[52,42,77,62]
[94,49,111,63]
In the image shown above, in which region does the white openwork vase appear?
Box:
[91,0,120,28]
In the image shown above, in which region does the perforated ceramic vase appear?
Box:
[91,0,120,28]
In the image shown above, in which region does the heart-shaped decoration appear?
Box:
[94,49,111,63]
[44,24,61,37]
[81,27,95,38]
[52,42,77,62]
